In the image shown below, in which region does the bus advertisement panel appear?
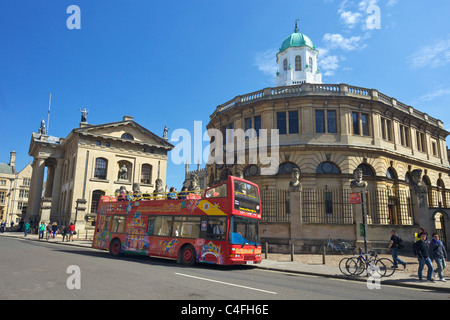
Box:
[92,176,262,266]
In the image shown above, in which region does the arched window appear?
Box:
[317,162,341,174]
[386,167,397,180]
[309,57,313,72]
[94,158,108,180]
[357,163,375,176]
[244,165,260,177]
[121,133,134,140]
[91,190,105,214]
[141,164,152,184]
[277,162,300,175]
[283,59,288,71]
[295,56,302,71]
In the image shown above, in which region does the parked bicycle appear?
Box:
[345,248,389,278]
[374,257,396,277]
[326,236,353,255]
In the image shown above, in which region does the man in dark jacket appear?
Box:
[414,232,434,282]
[430,233,447,282]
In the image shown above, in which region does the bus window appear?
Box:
[155,216,172,236]
[207,217,226,240]
[229,216,260,245]
[234,180,260,214]
[147,217,156,235]
[205,183,227,198]
[105,216,112,232]
[173,216,201,238]
[112,215,126,233]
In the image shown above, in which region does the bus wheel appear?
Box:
[109,239,122,257]
[180,245,196,266]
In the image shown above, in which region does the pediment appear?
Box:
[74,120,173,149]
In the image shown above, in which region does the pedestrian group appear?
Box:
[388,228,447,282]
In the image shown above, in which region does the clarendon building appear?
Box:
[24,114,173,235]
[204,25,450,252]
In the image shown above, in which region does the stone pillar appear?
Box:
[50,158,64,216]
[74,199,87,234]
[26,157,46,222]
[288,168,303,250]
[40,198,52,223]
[289,191,303,239]
[410,169,431,231]
[350,168,368,252]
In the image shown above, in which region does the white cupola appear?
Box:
[275,21,322,86]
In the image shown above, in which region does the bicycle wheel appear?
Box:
[339,257,352,276]
[376,258,395,277]
[346,257,365,275]
[368,259,387,278]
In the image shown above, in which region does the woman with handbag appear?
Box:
[68,222,76,242]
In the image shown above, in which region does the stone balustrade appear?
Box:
[210,83,443,130]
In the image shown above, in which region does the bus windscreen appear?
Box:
[234,180,260,215]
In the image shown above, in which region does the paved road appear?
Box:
[0,237,448,303]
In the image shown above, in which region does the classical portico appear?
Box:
[26,133,65,224]
[25,115,174,235]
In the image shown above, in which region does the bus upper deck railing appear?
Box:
[100,190,205,202]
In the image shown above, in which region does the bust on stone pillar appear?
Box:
[289,168,302,192]
[411,169,428,207]
[350,168,368,189]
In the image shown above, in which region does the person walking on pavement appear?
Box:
[68,222,75,242]
[62,225,70,242]
[387,229,406,269]
[414,232,435,282]
[24,220,31,237]
[51,222,58,239]
[38,221,46,239]
[0,221,6,233]
[430,233,447,282]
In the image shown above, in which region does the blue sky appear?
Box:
[1,0,450,189]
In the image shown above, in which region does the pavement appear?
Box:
[1,231,449,293]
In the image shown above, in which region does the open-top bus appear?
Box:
[92,175,262,266]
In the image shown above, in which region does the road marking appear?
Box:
[175,272,277,295]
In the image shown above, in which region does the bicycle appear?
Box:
[345,248,387,278]
[375,258,396,277]
[326,236,353,255]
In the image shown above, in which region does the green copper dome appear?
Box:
[279,26,316,53]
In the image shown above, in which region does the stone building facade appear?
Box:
[25,115,173,234]
[0,151,32,225]
[204,26,450,252]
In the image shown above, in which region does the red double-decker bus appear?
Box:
[92,175,262,266]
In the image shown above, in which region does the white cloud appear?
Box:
[408,35,450,69]
[323,33,366,51]
[386,0,398,7]
[339,10,362,29]
[418,88,450,102]
[254,48,278,77]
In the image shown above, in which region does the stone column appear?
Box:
[50,158,64,216]
[40,198,52,223]
[410,169,431,231]
[74,199,87,234]
[26,157,46,222]
[350,168,368,252]
[288,168,303,250]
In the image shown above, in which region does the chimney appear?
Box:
[9,151,16,173]
[123,115,133,121]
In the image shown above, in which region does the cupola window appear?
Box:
[295,56,302,71]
